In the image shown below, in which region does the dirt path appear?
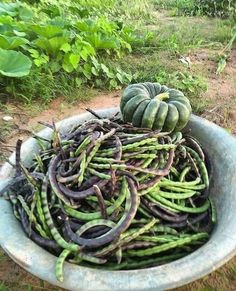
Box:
[193,47,236,134]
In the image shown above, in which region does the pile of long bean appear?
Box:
[0,110,216,282]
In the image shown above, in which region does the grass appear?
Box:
[0,121,15,143]
[0,120,16,163]
[145,16,233,52]
[153,0,236,20]
[3,70,99,105]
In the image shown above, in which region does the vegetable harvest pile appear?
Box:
[0,85,216,283]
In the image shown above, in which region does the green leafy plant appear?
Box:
[194,0,236,19]
[154,70,208,114]
[0,34,28,49]
[155,71,207,97]
[0,2,21,17]
[216,26,236,74]
[0,48,32,77]
[153,0,196,15]
[154,0,236,19]
[0,0,151,102]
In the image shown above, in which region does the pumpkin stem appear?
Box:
[155,92,169,101]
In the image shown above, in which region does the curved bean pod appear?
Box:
[41,176,80,252]
[63,177,139,248]
[126,233,209,257]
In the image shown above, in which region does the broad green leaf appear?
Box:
[126,73,133,82]
[91,66,99,76]
[80,48,89,61]
[0,3,20,17]
[28,48,39,58]
[48,37,69,54]
[95,79,103,87]
[60,43,71,53]
[97,38,119,49]
[0,15,13,25]
[0,48,32,77]
[31,25,64,38]
[0,24,13,35]
[62,53,74,73]
[84,63,91,72]
[19,6,34,21]
[33,54,48,67]
[0,34,28,50]
[50,61,61,73]
[82,63,92,79]
[34,58,46,67]
[116,72,123,83]
[75,38,95,60]
[13,30,26,37]
[76,20,97,33]
[101,63,114,78]
[101,63,109,74]
[109,79,118,88]
[75,21,89,32]
[75,37,94,51]
[107,70,115,79]
[69,53,80,69]
[75,77,82,87]
[83,70,91,79]
[49,17,68,28]
[91,56,100,70]
[35,36,69,55]
[86,34,119,50]
[87,45,96,55]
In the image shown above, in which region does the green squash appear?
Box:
[120,82,192,132]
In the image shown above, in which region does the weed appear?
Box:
[210,20,234,43]
[155,71,207,95]
[153,0,196,15]
[194,0,236,19]
[2,69,99,104]
[144,13,233,55]
[155,70,208,113]
[0,120,15,142]
[65,86,100,103]
[0,250,7,262]
[0,281,8,291]
[153,0,236,19]
[3,69,57,103]
[216,25,236,74]
[144,17,204,54]
[153,0,179,10]
[112,0,153,21]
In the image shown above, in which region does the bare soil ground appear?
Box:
[194,47,236,134]
[0,47,235,290]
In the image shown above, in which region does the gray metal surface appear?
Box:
[0,107,236,291]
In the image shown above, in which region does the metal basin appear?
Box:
[0,108,236,291]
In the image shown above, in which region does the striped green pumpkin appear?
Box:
[120,82,192,132]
